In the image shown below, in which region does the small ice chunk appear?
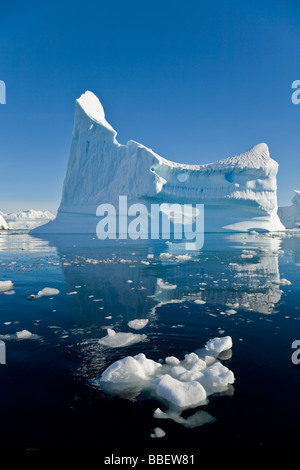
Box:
[16,329,33,339]
[150,427,166,438]
[194,299,206,305]
[107,328,116,336]
[67,291,78,295]
[175,254,192,262]
[205,336,232,355]
[3,290,15,295]
[128,319,149,330]
[156,374,207,407]
[37,288,60,297]
[0,281,13,291]
[154,407,215,429]
[159,253,172,260]
[225,309,237,315]
[99,329,147,348]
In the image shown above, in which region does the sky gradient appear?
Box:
[0,0,300,213]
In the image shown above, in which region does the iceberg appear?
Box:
[0,212,8,230]
[278,190,300,228]
[4,209,55,230]
[33,91,284,233]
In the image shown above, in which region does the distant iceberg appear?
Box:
[33,91,285,234]
[278,190,300,229]
[4,209,55,230]
[0,212,8,230]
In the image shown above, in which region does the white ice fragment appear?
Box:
[225,309,237,315]
[150,427,166,438]
[99,330,147,348]
[16,329,33,339]
[128,319,149,330]
[0,281,13,291]
[194,299,206,305]
[3,290,15,295]
[205,336,232,355]
[154,407,215,429]
[37,287,60,297]
[107,328,116,336]
[159,253,172,260]
[156,374,207,408]
[175,254,192,262]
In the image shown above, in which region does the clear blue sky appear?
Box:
[0,0,300,213]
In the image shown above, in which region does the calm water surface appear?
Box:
[0,231,299,453]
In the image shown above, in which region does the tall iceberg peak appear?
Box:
[77,91,116,134]
[33,91,285,234]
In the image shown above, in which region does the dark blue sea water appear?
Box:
[0,231,299,453]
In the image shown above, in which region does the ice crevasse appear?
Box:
[33,91,285,233]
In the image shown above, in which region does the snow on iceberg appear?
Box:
[33,90,284,234]
[5,209,55,230]
[91,336,234,427]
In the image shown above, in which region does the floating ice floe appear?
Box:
[175,254,192,262]
[150,427,166,438]
[153,407,215,429]
[27,287,60,299]
[98,328,147,348]
[159,253,172,260]
[92,336,234,428]
[128,319,149,330]
[194,299,206,305]
[0,280,14,291]
[0,329,35,340]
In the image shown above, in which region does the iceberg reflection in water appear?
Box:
[39,232,283,324]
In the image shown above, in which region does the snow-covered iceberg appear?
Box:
[4,209,55,230]
[33,91,284,234]
[0,212,8,230]
[278,190,300,229]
